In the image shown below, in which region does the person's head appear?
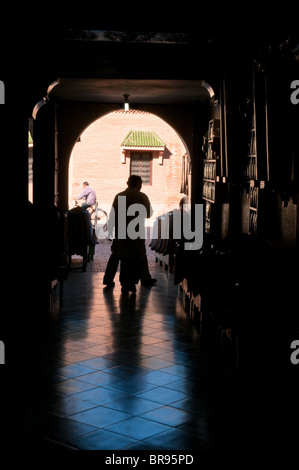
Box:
[83,181,89,188]
[127,175,142,190]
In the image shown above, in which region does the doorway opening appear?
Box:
[68,109,191,272]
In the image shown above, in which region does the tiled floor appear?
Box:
[2,239,298,454]
[1,241,297,456]
[2,264,243,452]
[42,271,234,451]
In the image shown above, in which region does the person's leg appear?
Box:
[81,203,90,210]
[120,258,142,293]
[140,246,157,287]
[120,258,135,293]
[103,240,119,286]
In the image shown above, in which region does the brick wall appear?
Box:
[69,110,188,221]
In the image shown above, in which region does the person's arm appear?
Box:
[77,187,87,200]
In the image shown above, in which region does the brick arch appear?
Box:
[57,98,210,210]
[68,109,190,217]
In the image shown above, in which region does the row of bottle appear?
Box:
[203,181,215,201]
[205,201,211,220]
[202,140,217,160]
[205,218,211,234]
[249,186,258,208]
[249,210,258,234]
[203,162,216,180]
[248,129,256,156]
[244,157,258,181]
[208,119,220,142]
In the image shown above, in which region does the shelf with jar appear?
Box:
[244,155,258,181]
[202,118,223,235]
[202,120,221,195]
[208,118,220,143]
[248,180,266,235]
[244,126,258,183]
[243,84,268,235]
[202,156,219,204]
[202,180,216,203]
[204,200,211,234]
[248,182,258,235]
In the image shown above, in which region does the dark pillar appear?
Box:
[33,101,56,206]
[3,91,30,207]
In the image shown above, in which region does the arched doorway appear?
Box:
[45,79,215,211]
[68,109,191,223]
[31,78,215,275]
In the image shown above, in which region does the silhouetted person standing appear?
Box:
[104,175,157,293]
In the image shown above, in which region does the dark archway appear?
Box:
[33,79,216,211]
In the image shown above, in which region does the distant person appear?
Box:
[104,175,157,293]
[77,182,96,210]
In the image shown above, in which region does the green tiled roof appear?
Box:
[121,130,165,148]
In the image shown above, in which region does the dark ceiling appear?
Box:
[49,78,215,105]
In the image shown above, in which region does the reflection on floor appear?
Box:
[3,269,297,453]
[3,272,244,451]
